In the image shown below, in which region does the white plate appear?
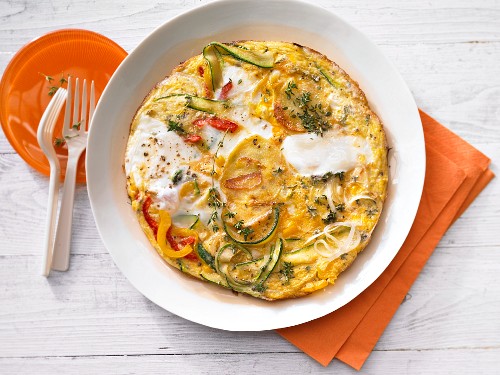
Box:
[87,0,425,331]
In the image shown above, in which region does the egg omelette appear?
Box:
[125,41,388,300]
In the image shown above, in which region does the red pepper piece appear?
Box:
[193,117,239,133]
[167,229,198,260]
[142,196,158,235]
[179,236,196,246]
[166,227,180,251]
[219,80,233,100]
[184,252,198,261]
[198,66,204,77]
[184,134,202,143]
[144,196,198,261]
[180,236,198,260]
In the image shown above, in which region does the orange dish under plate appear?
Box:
[0,29,127,183]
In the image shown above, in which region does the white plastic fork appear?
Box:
[52,77,95,271]
[37,88,68,277]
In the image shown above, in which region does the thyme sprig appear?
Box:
[167,120,185,133]
[206,130,229,232]
[53,134,79,148]
[40,72,70,96]
[234,220,254,241]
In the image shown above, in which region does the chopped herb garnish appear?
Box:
[311,171,333,184]
[39,72,54,83]
[273,167,283,175]
[172,169,183,185]
[340,105,351,125]
[48,86,58,96]
[365,207,379,218]
[284,81,297,99]
[335,203,345,212]
[298,92,311,108]
[307,205,317,217]
[72,121,81,130]
[53,134,79,146]
[224,211,236,218]
[237,79,242,85]
[334,171,345,181]
[283,80,331,135]
[314,195,328,205]
[167,120,185,133]
[252,282,267,293]
[322,210,337,224]
[298,106,331,136]
[41,72,69,96]
[54,137,65,147]
[280,261,295,283]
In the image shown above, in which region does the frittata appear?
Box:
[125,41,388,300]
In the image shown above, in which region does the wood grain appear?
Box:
[0,246,499,358]
[0,0,499,373]
[1,349,500,375]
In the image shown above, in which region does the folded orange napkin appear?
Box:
[277,110,494,370]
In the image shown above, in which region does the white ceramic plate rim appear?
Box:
[87,0,425,331]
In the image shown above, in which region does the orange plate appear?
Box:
[0,29,127,183]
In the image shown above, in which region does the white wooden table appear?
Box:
[1,1,499,373]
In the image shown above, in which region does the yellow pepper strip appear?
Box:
[157,211,193,258]
[171,227,198,254]
[171,227,198,240]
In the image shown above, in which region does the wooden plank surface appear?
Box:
[0,0,499,373]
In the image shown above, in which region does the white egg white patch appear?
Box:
[281,131,373,177]
[125,115,200,211]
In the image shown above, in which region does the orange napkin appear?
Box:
[276,110,494,370]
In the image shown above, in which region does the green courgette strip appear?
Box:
[203,44,224,92]
[257,238,283,284]
[172,214,199,229]
[223,238,283,293]
[282,244,316,264]
[203,42,274,91]
[197,242,216,271]
[215,243,238,275]
[154,93,228,114]
[316,63,337,87]
[234,256,264,268]
[215,243,253,286]
[223,206,280,246]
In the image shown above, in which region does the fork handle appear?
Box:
[52,154,81,271]
[41,161,61,276]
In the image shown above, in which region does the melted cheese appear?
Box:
[281,131,373,176]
